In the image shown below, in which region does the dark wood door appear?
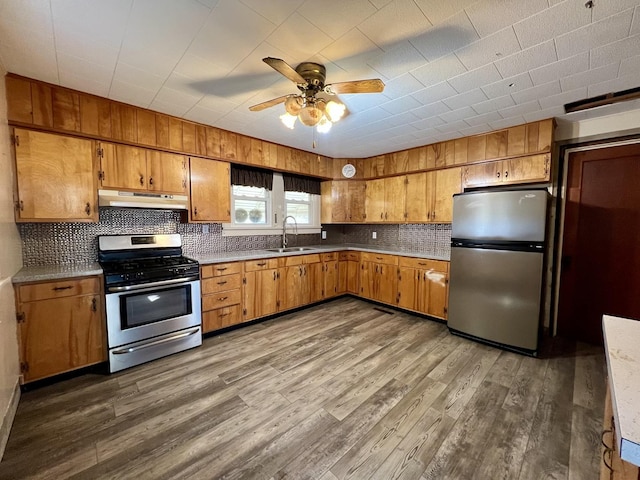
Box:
[558,144,640,344]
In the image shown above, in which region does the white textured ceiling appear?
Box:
[1,0,639,158]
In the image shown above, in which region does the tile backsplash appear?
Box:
[19,208,451,266]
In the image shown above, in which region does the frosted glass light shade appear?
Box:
[325,100,346,122]
[280,112,297,129]
[316,116,332,133]
[284,96,303,115]
[298,105,323,126]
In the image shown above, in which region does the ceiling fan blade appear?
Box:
[249,95,289,112]
[326,79,385,94]
[263,57,307,85]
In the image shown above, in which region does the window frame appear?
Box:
[222,173,321,237]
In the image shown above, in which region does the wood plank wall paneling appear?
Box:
[4,74,553,182]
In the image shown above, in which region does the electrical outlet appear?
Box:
[372,231,377,239]
[321,231,327,240]
[202,224,210,234]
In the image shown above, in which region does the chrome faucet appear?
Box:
[282,215,298,248]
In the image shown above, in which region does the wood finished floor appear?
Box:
[0,297,606,480]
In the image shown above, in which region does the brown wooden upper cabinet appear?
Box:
[462,153,550,189]
[13,129,98,222]
[99,142,187,195]
[405,167,462,223]
[189,156,231,223]
[321,180,366,223]
[365,176,406,222]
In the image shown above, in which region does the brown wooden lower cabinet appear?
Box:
[360,253,398,306]
[201,261,242,333]
[15,276,105,383]
[396,257,449,320]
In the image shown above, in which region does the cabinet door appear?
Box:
[376,263,398,305]
[100,143,147,191]
[424,269,448,319]
[331,181,349,223]
[308,262,324,303]
[397,266,419,311]
[189,157,231,222]
[337,260,348,294]
[462,161,502,189]
[321,181,332,224]
[323,261,339,299]
[14,129,98,222]
[359,261,376,299]
[243,269,279,320]
[347,260,360,294]
[280,265,307,311]
[405,172,429,222]
[365,178,385,222]
[348,181,367,222]
[432,167,462,223]
[19,295,104,382]
[384,176,406,222]
[147,151,187,194]
[504,154,550,184]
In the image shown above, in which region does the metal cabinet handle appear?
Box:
[218,313,229,317]
[217,280,228,285]
[217,296,228,301]
[85,203,91,216]
[139,175,144,185]
[497,172,500,178]
[194,207,198,216]
[504,170,508,178]
[149,177,154,185]
[91,298,97,312]
[256,262,266,267]
[53,286,73,291]
[217,267,228,271]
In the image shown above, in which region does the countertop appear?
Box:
[12,244,449,283]
[603,314,640,467]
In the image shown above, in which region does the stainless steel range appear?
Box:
[98,234,202,373]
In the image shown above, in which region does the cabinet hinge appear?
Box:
[404,177,408,185]
[243,308,247,316]
[14,200,24,212]
[445,278,449,284]
[276,300,280,307]
[11,134,19,146]
[97,147,104,158]
[16,312,25,323]
[444,307,448,313]
[20,362,29,373]
[98,170,105,181]
[242,277,246,284]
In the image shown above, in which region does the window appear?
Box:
[231,185,269,225]
[285,191,312,225]
[223,173,320,236]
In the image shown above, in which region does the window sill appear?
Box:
[221,225,322,237]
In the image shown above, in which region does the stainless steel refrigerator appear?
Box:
[448,189,549,355]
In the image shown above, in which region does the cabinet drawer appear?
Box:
[202,305,242,333]
[321,252,338,262]
[279,254,322,267]
[202,305,241,333]
[18,277,101,302]
[398,257,449,272]
[202,274,241,294]
[201,262,242,278]
[244,258,278,272]
[339,251,360,261]
[360,252,398,266]
[202,289,241,311]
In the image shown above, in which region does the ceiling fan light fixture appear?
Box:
[325,100,346,122]
[284,95,303,115]
[280,112,297,129]
[298,104,323,126]
[316,116,332,133]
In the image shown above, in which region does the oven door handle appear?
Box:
[111,327,200,355]
[107,276,200,293]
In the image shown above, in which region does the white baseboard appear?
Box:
[0,381,20,461]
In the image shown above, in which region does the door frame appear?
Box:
[551,137,640,336]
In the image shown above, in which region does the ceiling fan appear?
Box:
[249,57,385,132]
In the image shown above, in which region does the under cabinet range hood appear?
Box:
[98,190,189,210]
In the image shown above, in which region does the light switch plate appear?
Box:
[321,231,327,239]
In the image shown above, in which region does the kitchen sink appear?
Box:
[264,247,317,253]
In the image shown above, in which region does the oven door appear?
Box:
[105,279,201,348]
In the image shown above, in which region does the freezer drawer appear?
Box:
[448,246,544,352]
